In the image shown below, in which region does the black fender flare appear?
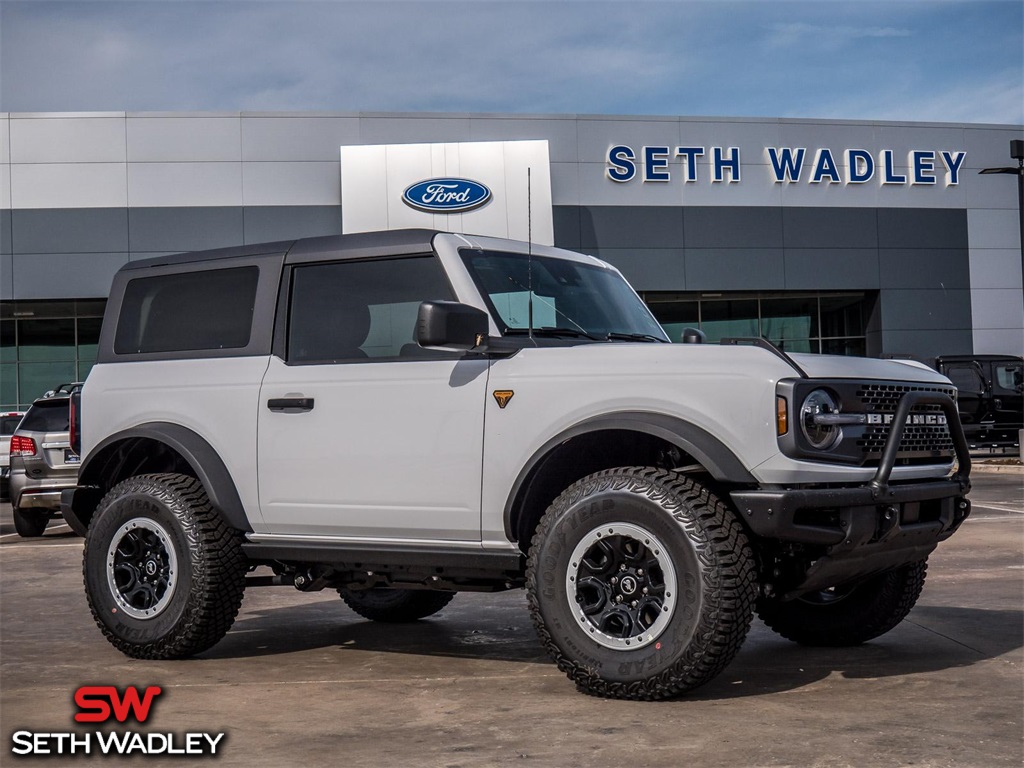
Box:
[503,411,755,541]
[77,422,251,533]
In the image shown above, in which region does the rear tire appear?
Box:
[339,588,455,623]
[13,506,49,537]
[83,473,247,659]
[526,467,757,700]
[757,560,928,647]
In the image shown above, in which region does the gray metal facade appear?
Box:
[1,111,1021,361]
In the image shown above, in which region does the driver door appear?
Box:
[257,253,489,541]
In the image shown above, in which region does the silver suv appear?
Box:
[1,411,26,501]
[10,385,81,537]
[63,230,972,699]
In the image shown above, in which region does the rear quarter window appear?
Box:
[114,267,259,355]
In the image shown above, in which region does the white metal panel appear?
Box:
[81,357,272,530]
[242,161,340,206]
[973,327,1024,356]
[0,117,9,164]
[10,116,126,163]
[10,163,127,208]
[969,248,1023,289]
[477,342,956,543]
[963,126,1024,169]
[242,116,361,161]
[0,163,9,209]
[381,143,436,231]
[968,209,1022,249]
[340,144,389,231]
[468,116,579,162]
[257,356,489,540]
[128,162,243,207]
[342,140,553,244]
[127,116,241,162]
[970,288,1024,329]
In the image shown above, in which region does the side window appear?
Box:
[995,363,1023,391]
[287,256,457,363]
[946,365,984,394]
[114,267,259,355]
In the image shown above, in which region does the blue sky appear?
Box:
[1,0,1021,124]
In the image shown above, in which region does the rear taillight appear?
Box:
[69,392,79,455]
[10,435,36,457]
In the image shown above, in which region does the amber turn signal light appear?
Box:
[776,396,788,436]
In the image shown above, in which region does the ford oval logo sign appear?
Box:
[402,178,492,213]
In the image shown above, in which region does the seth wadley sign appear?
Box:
[606,145,967,186]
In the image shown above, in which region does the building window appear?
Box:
[642,291,870,356]
[0,300,106,410]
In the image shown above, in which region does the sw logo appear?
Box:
[9,684,226,757]
[74,685,162,723]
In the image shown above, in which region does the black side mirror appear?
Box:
[681,327,705,344]
[416,301,490,351]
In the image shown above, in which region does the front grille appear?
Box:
[853,383,956,463]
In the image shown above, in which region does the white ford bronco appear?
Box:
[64,230,971,700]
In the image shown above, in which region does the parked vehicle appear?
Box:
[10,385,82,537]
[935,355,1023,452]
[64,230,971,699]
[1,411,26,501]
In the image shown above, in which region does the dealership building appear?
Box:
[0,111,1021,410]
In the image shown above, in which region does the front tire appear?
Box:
[83,473,247,659]
[757,560,928,647]
[13,506,49,537]
[339,588,455,623]
[526,467,757,700]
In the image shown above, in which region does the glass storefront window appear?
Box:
[0,320,14,363]
[18,362,77,399]
[641,291,870,357]
[820,295,867,338]
[647,300,699,344]
[2,300,106,408]
[700,299,758,342]
[18,318,76,362]
[821,337,867,357]
[0,364,17,410]
[77,318,103,362]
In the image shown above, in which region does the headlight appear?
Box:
[800,389,840,450]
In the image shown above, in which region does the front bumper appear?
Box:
[731,390,972,598]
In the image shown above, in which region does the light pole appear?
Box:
[979,139,1024,306]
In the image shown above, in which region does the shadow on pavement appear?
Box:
[203,600,1022,700]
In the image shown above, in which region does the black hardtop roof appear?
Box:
[121,229,444,272]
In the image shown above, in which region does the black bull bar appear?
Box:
[731,391,972,597]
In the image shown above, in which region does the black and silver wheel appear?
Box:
[757,560,928,647]
[339,588,455,623]
[83,473,247,659]
[526,467,757,700]
[13,506,49,538]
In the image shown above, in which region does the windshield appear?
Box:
[460,249,669,341]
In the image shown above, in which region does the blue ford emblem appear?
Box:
[402,178,492,213]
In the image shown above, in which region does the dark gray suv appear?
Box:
[9,385,82,537]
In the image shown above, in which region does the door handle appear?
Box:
[267,397,315,413]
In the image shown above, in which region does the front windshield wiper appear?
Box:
[505,327,602,341]
[605,332,670,343]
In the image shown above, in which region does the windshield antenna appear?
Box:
[527,167,533,340]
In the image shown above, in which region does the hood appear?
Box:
[788,353,949,384]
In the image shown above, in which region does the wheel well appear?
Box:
[508,429,703,555]
[76,437,197,528]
